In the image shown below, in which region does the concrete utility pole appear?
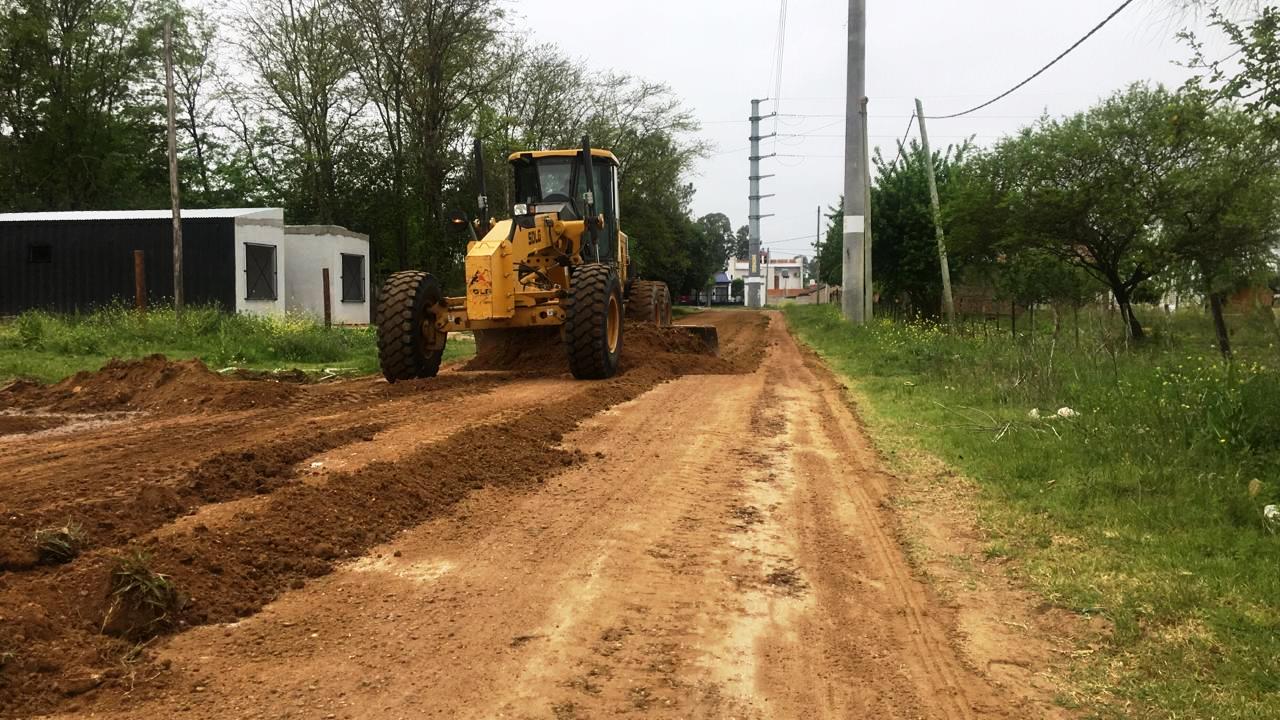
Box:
[747,99,775,308]
[164,18,184,313]
[915,98,956,324]
[861,96,873,321]
[841,0,867,323]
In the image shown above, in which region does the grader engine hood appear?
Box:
[463,215,582,323]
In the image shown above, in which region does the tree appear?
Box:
[695,213,734,270]
[0,0,170,210]
[232,0,367,226]
[1161,94,1280,357]
[871,138,972,316]
[733,225,749,261]
[971,85,1193,339]
[816,201,842,287]
[1183,6,1280,132]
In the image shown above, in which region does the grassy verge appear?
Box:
[0,306,473,384]
[784,304,1280,720]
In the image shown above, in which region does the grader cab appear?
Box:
[375,136,710,382]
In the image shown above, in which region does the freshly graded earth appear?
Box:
[0,311,1073,719]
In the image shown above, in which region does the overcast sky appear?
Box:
[513,0,1231,260]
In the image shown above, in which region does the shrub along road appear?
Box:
[1,310,1073,719]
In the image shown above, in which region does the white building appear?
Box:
[724,255,807,304]
[283,224,373,324]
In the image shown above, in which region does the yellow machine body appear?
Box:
[437,148,630,334]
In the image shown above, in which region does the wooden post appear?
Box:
[133,250,146,311]
[164,18,184,313]
[915,99,955,326]
[322,268,332,328]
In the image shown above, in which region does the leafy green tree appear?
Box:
[815,201,842,287]
[1160,93,1280,357]
[871,139,972,316]
[0,0,170,210]
[1183,6,1280,132]
[965,84,1192,339]
[733,225,749,261]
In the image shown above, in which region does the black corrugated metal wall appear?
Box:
[0,218,236,315]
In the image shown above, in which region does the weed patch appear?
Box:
[0,304,472,383]
[785,304,1280,720]
[103,552,183,639]
[33,522,86,564]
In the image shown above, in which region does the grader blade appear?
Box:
[469,327,563,370]
[673,325,720,355]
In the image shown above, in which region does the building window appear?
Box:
[28,244,52,263]
[245,243,277,301]
[341,253,365,303]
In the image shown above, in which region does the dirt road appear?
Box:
[1,311,1065,719]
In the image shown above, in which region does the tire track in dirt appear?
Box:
[33,311,1064,720]
[0,317,763,718]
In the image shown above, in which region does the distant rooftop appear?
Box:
[0,208,283,223]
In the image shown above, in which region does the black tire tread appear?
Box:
[564,264,622,380]
[375,270,445,382]
[626,280,661,323]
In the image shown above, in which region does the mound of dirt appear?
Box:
[0,355,298,414]
[463,323,730,376]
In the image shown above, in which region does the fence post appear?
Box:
[322,267,332,328]
[133,250,146,311]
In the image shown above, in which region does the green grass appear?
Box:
[785,304,1280,720]
[0,305,473,384]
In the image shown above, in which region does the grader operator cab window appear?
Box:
[513,156,618,262]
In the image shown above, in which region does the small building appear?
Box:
[724,255,807,304]
[282,225,372,324]
[0,208,370,322]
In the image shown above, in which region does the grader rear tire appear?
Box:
[375,270,447,382]
[627,279,674,326]
[565,263,623,380]
[655,283,673,326]
[626,280,661,324]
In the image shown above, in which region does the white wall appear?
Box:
[233,221,287,316]
[283,226,371,324]
[726,258,806,293]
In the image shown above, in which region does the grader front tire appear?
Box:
[565,264,623,380]
[375,270,447,383]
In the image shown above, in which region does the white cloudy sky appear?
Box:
[513,0,1233,260]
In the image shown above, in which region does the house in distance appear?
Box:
[0,208,371,323]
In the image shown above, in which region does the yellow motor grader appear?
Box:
[375,136,711,382]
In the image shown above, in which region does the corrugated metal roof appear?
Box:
[0,208,283,222]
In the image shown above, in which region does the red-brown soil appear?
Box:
[0,355,297,414]
[0,311,1079,720]
[0,314,768,717]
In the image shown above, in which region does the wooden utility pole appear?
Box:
[164,18,184,313]
[915,98,955,325]
[813,204,821,285]
[133,250,146,311]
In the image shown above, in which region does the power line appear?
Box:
[891,113,916,167]
[768,0,790,147]
[926,0,1138,120]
